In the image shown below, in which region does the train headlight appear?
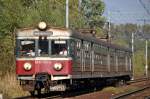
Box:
[24,63,32,71]
[53,63,63,71]
[38,21,47,30]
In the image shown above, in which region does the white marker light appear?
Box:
[38,22,47,30]
[24,63,32,71]
[53,63,63,71]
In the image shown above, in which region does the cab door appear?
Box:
[82,41,92,76]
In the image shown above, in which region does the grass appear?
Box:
[0,73,28,98]
[101,86,140,96]
[133,50,145,77]
[102,87,124,94]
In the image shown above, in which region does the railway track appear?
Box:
[111,77,150,99]
[111,85,150,99]
[14,91,63,99]
[128,77,150,84]
[14,77,150,99]
[14,88,96,99]
[14,94,61,99]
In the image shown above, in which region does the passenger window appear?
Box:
[83,41,90,51]
[38,37,48,56]
[51,40,68,56]
[19,40,35,57]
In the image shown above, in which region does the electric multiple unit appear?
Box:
[16,22,133,95]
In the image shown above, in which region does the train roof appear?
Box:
[71,29,131,52]
[16,26,131,52]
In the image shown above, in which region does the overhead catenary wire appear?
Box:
[139,0,150,16]
[106,11,150,24]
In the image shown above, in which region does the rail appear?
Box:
[111,85,150,99]
[111,77,150,99]
[128,77,150,84]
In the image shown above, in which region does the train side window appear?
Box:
[110,48,115,66]
[38,37,48,56]
[83,41,91,51]
[19,40,35,57]
[51,40,68,56]
[93,44,99,52]
[75,39,81,52]
[76,40,81,49]
[101,46,107,54]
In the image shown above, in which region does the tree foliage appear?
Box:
[81,0,105,28]
[110,23,150,76]
[0,0,105,73]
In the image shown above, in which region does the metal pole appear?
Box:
[108,19,111,41]
[131,32,134,80]
[66,0,69,28]
[143,19,148,78]
[132,32,134,58]
[108,11,111,42]
[145,39,148,77]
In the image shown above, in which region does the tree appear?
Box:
[81,0,105,29]
[109,23,150,76]
[0,0,105,73]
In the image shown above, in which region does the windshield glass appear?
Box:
[38,37,49,57]
[51,40,68,56]
[16,39,69,57]
[18,40,35,57]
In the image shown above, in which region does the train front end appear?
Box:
[16,22,73,95]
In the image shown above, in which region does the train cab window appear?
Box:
[18,40,35,57]
[38,37,48,56]
[51,40,68,56]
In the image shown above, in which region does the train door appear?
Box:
[76,40,82,73]
[81,40,85,75]
[82,41,91,76]
[70,39,82,76]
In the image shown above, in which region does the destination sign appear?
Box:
[33,31,53,36]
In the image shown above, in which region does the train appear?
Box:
[15,22,133,95]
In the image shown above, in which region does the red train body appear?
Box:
[16,59,72,75]
[15,22,133,95]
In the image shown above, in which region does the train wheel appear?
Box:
[29,91,35,96]
[115,80,125,87]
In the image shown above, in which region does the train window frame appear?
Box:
[76,39,82,57]
[51,39,69,57]
[118,50,125,66]
[109,48,115,66]
[70,38,82,67]
[83,41,91,51]
[38,37,49,57]
[83,41,91,62]
[17,39,36,57]
[101,45,107,54]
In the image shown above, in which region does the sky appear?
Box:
[103,0,150,24]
